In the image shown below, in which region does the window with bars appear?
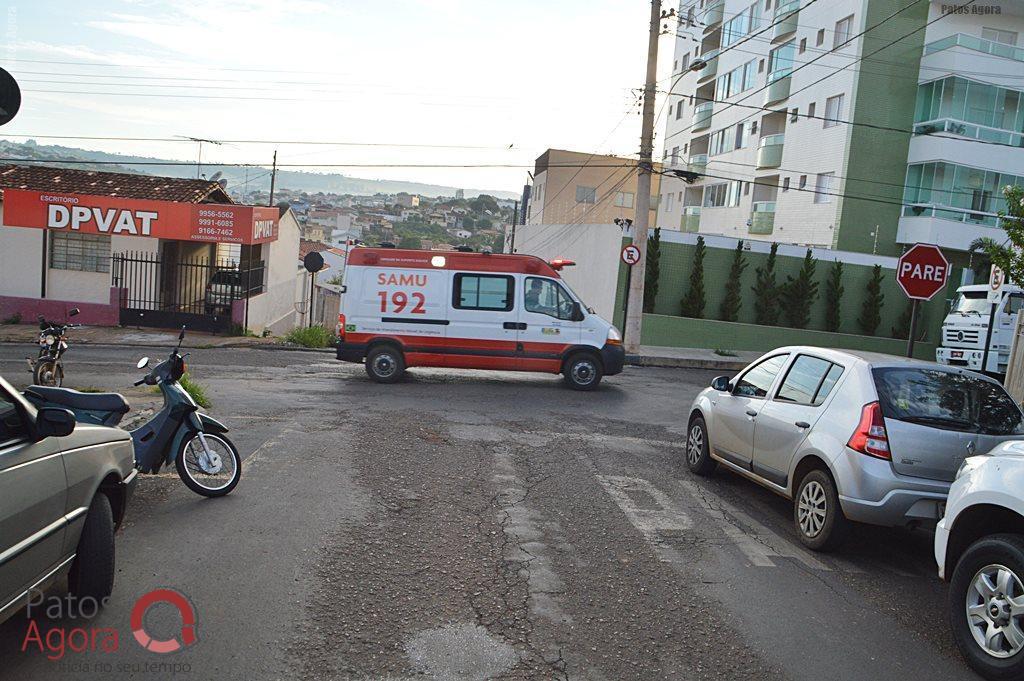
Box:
[50,233,110,273]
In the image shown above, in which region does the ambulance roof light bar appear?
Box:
[548,259,576,271]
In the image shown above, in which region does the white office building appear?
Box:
[656,0,1024,258]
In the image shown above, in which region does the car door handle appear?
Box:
[795,421,810,429]
[745,409,758,417]
[503,322,527,330]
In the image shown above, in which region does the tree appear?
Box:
[891,299,914,340]
[752,242,781,325]
[719,240,748,322]
[824,260,844,332]
[971,185,1024,282]
[490,233,504,254]
[858,264,885,335]
[680,236,707,319]
[781,249,819,328]
[644,229,661,313]
[398,235,422,249]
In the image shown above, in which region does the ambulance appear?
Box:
[335,248,625,390]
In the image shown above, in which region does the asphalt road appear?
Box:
[0,344,977,680]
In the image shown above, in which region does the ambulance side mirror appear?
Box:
[570,302,584,322]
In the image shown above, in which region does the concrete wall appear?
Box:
[514,222,625,320]
[239,209,301,335]
[0,288,120,326]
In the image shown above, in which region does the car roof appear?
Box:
[767,346,958,371]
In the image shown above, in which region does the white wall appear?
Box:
[515,223,624,321]
[245,209,301,334]
[0,201,45,298]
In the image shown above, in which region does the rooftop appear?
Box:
[0,164,233,203]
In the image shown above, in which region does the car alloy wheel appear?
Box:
[797,480,827,538]
[571,359,597,386]
[966,563,1024,659]
[373,353,397,378]
[687,425,704,466]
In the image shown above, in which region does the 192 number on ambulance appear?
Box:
[378,291,426,314]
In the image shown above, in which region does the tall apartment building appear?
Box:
[527,149,661,226]
[656,0,1024,259]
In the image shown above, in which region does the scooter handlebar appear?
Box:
[133,378,146,387]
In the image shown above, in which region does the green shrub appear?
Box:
[719,240,747,322]
[180,373,211,408]
[679,236,707,319]
[285,325,334,348]
[1,312,22,325]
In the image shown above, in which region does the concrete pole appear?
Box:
[624,0,661,353]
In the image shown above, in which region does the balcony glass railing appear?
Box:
[902,203,1007,229]
[923,33,1024,63]
[752,201,777,212]
[774,0,800,16]
[913,118,1024,147]
[767,67,792,84]
[688,153,708,166]
[684,206,702,215]
[759,134,785,147]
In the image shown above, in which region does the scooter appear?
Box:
[27,308,81,386]
[24,327,242,497]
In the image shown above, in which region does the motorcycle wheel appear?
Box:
[33,360,63,387]
[175,433,241,497]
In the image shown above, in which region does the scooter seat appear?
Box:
[25,386,130,415]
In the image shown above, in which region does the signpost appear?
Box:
[981,265,1006,373]
[620,244,642,344]
[895,243,949,358]
[303,251,326,328]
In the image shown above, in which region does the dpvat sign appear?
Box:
[3,189,279,245]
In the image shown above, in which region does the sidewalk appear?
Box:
[0,324,759,370]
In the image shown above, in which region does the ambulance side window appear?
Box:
[1007,295,1024,316]
[524,277,575,320]
[453,273,514,311]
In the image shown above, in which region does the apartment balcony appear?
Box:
[681,206,701,233]
[913,118,1024,147]
[692,102,713,131]
[696,50,720,82]
[701,1,725,30]
[686,154,708,175]
[897,204,1009,252]
[764,70,792,104]
[756,134,785,169]
[924,33,1024,63]
[750,202,776,235]
[921,33,1024,88]
[772,0,800,42]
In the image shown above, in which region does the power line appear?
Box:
[0,133,516,150]
[656,92,1024,150]
[0,157,639,169]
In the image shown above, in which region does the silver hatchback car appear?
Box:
[685,347,1024,551]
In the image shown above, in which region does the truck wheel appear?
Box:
[68,493,115,602]
[949,534,1024,680]
[365,345,405,383]
[793,468,849,552]
[563,353,603,391]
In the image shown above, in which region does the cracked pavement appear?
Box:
[0,345,982,679]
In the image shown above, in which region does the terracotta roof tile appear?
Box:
[0,164,233,203]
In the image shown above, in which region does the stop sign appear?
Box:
[896,243,949,301]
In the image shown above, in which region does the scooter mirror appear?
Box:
[137,357,150,369]
[69,308,80,317]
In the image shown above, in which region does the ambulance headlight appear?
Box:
[607,326,622,344]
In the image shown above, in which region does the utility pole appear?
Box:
[268,150,278,207]
[510,200,519,253]
[624,0,662,353]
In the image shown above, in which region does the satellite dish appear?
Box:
[209,171,223,182]
[303,251,325,273]
[0,68,21,127]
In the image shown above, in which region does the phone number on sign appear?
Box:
[195,226,237,237]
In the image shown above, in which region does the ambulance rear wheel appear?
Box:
[563,353,603,391]
[366,346,405,383]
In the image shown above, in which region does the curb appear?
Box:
[625,354,748,371]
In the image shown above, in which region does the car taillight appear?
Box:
[336,313,346,339]
[847,401,890,460]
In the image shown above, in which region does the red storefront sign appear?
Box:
[2,189,279,245]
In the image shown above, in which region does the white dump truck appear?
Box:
[936,283,1024,376]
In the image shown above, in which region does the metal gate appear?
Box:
[111,252,264,333]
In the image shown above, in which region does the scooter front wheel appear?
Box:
[175,433,241,497]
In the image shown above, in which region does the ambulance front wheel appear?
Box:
[365,345,406,383]
[563,353,603,391]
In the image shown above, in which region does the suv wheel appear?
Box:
[68,493,115,602]
[949,534,1024,680]
[685,415,716,475]
[793,469,849,552]
[365,345,405,383]
[563,353,603,391]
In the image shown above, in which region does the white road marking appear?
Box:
[596,475,693,563]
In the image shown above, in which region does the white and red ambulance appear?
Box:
[335,248,624,390]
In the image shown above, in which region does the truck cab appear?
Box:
[936,284,1024,376]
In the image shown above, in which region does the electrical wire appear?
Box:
[0,133,517,150]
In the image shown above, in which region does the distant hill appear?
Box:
[0,140,519,200]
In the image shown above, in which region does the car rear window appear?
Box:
[872,368,1024,435]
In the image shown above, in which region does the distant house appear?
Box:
[448,228,472,239]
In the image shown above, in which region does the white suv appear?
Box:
[936,442,1024,680]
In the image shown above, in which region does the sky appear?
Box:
[0,0,675,194]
